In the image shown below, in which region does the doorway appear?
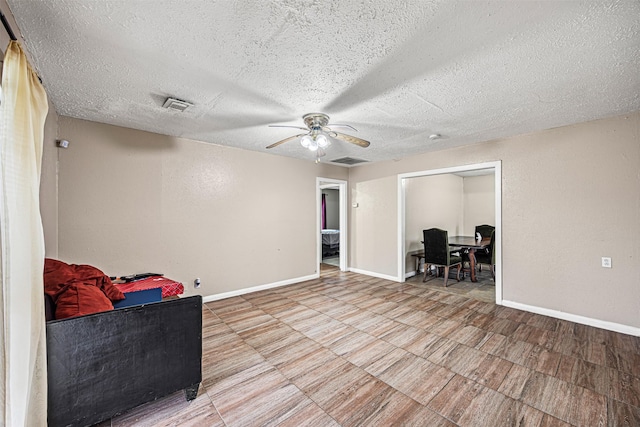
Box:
[317,178,347,272]
[397,161,502,304]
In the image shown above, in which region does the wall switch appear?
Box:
[601,257,612,268]
[194,278,201,288]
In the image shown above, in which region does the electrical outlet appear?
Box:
[601,257,612,268]
[194,278,201,288]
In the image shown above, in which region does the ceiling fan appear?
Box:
[266,113,370,161]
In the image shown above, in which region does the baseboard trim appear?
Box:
[202,273,319,303]
[405,270,417,279]
[502,299,640,337]
[349,268,400,282]
[404,270,424,280]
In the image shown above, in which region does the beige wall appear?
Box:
[351,176,397,276]
[349,112,640,330]
[463,174,495,236]
[54,117,347,297]
[404,174,463,272]
[40,100,59,258]
[43,112,640,330]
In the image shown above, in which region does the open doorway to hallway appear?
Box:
[398,161,502,304]
[321,186,340,268]
[317,178,347,273]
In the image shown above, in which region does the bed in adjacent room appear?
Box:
[321,229,340,256]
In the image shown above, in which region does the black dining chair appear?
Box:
[422,228,462,287]
[474,229,496,278]
[474,224,495,272]
[474,224,495,240]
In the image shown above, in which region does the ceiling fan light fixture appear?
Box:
[266,112,370,157]
[300,135,313,148]
[316,134,330,148]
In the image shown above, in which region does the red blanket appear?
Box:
[44,258,124,302]
[115,276,184,298]
[44,258,126,319]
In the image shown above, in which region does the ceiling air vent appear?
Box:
[330,157,369,166]
[162,97,193,112]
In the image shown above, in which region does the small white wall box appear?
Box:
[56,139,69,148]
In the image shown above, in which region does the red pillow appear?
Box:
[44,258,125,302]
[55,283,114,319]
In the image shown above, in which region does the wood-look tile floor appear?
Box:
[406,267,496,303]
[102,270,640,426]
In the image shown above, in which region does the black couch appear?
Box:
[46,294,203,427]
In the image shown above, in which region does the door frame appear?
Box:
[397,161,502,304]
[317,177,347,271]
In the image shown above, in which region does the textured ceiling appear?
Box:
[6,0,640,166]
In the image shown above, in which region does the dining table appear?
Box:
[448,235,491,282]
[414,235,491,282]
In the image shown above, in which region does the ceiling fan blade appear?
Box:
[327,123,358,132]
[268,125,309,131]
[333,132,370,148]
[266,133,307,149]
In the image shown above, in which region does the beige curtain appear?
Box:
[0,41,49,426]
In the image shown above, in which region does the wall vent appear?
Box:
[162,97,193,112]
[330,157,369,166]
